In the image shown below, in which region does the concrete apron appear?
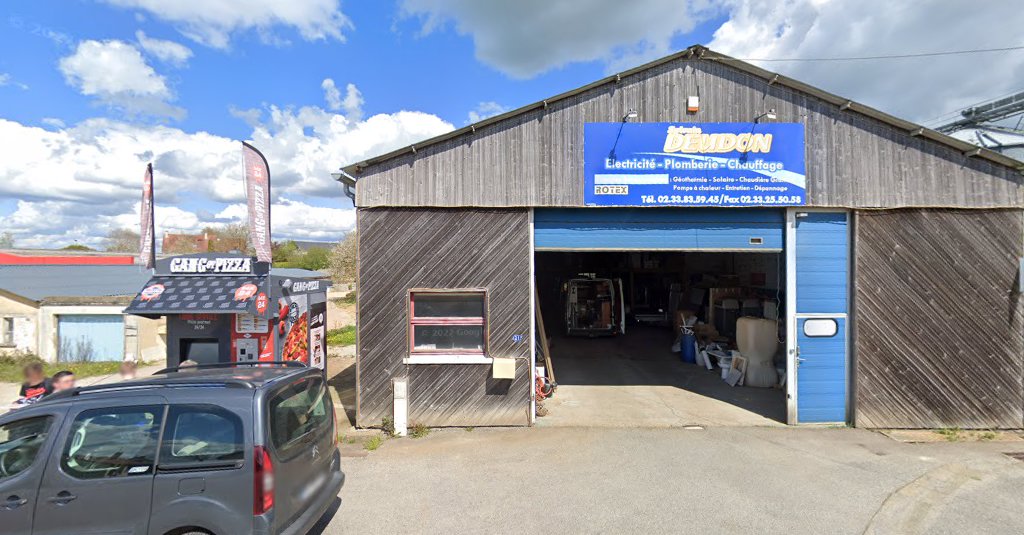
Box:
[539,383,785,428]
[537,326,786,428]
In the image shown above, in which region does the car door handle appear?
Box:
[2,496,28,510]
[46,491,77,505]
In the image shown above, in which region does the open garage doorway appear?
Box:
[534,250,788,427]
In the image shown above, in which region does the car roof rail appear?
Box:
[152,360,307,375]
[42,378,257,402]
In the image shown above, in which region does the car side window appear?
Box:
[0,416,53,481]
[160,405,244,468]
[268,377,330,454]
[61,406,163,480]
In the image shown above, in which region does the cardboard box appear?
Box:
[692,323,719,344]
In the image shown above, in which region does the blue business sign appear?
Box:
[584,122,806,207]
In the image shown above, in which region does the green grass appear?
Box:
[364,435,383,451]
[333,291,358,303]
[409,422,430,439]
[326,325,356,347]
[936,427,963,442]
[0,353,126,383]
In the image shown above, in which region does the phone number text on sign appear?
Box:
[639,194,803,205]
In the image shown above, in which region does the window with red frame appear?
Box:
[409,291,486,354]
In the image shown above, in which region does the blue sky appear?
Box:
[2,1,725,136]
[1,0,1021,248]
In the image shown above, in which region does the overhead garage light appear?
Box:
[755,108,777,123]
[623,109,639,122]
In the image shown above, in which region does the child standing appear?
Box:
[18,362,52,399]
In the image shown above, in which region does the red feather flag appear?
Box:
[139,163,156,269]
[242,142,272,263]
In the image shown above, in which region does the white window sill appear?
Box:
[403,355,493,365]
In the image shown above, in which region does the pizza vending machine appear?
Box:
[124,253,330,370]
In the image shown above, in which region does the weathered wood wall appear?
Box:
[353,58,1022,209]
[855,209,1024,429]
[356,208,532,427]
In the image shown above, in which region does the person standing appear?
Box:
[18,362,52,400]
[50,370,76,393]
[119,360,138,380]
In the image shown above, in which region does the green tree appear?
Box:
[272,240,300,266]
[299,246,330,271]
[328,233,356,283]
[206,223,251,254]
[62,244,94,251]
[103,228,139,252]
[0,231,13,249]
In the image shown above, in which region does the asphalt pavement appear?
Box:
[315,426,1024,535]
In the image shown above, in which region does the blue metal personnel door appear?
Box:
[793,211,849,423]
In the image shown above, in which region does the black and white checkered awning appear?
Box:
[124,275,268,316]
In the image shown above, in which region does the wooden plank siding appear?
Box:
[356,208,532,427]
[353,58,1022,209]
[854,209,1024,429]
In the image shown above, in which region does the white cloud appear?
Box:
[135,30,193,66]
[704,0,1024,120]
[0,85,452,247]
[322,78,342,111]
[340,83,363,121]
[0,73,29,90]
[399,0,1024,122]
[0,196,356,249]
[0,199,224,249]
[58,39,184,119]
[242,100,450,197]
[100,0,354,48]
[708,0,1024,122]
[399,0,714,78]
[466,101,508,123]
[216,198,357,241]
[322,79,364,120]
[41,118,66,129]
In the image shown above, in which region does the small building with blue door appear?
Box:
[336,45,1024,430]
[0,264,164,362]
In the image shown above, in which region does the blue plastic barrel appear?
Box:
[680,333,697,363]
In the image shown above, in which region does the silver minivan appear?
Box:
[0,362,344,535]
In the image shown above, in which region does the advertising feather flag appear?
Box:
[139,163,156,269]
[242,142,272,263]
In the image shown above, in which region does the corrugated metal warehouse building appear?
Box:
[337,45,1024,430]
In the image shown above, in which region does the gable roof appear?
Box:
[341,45,1023,177]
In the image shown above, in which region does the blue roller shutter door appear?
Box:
[534,208,784,250]
[57,314,125,362]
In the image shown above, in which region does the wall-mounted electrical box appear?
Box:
[687,96,700,113]
[492,358,516,379]
[393,377,408,436]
